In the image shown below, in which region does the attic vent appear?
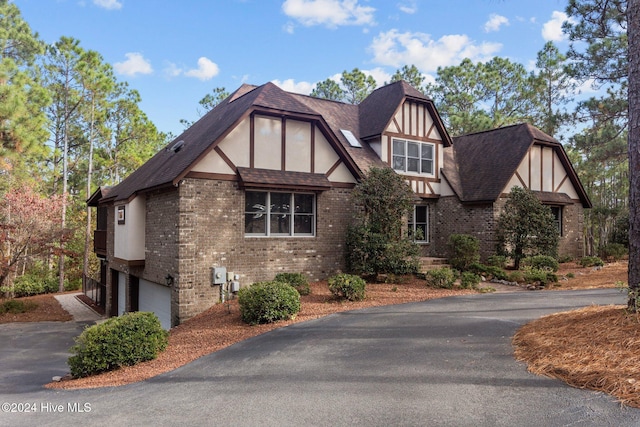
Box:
[340,129,362,148]
[170,140,185,153]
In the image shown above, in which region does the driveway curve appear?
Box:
[1,289,639,427]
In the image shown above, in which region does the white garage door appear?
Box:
[139,279,172,330]
[117,272,126,316]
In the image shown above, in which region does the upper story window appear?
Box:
[392,138,434,175]
[245,191,315,237]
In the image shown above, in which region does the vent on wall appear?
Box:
[340,129,362,148]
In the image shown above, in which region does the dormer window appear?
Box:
[392,138,434,175]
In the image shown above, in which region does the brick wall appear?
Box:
[494,196,586,260]
[174,178,357,323]
[428,197,497,260]
[102,178,585,327]
[557,202,586,258]
[426,196,585,261]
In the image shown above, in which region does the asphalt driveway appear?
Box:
[1,289,639,426]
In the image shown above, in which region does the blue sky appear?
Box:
[15,0,575,137]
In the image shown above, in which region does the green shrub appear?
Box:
[507,270,524,283]
[522,255,559,272]
[0,299,38,314]
[448,234,480,271]
[68,312,168,378]
[425,267,457,289]
[599,243,627,261]
[460,272,481,290]
[9,278,44,297]
[579,256,604,268]
[238,281,301,325]
[5,267,60,297]
[469,263,508,281]
[346,225,419,275]
[487,255,507,268]
[328,274,366,301]
[64,278,82,292]
[274,272,310,296]
[522,267,558,286]
[558,255,573,263]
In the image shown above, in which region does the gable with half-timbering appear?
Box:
[189,114,358,185]
[377,100,447,197]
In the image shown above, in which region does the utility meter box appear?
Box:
[212,267,227,285]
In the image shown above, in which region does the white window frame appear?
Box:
[245,191,316,237]
[408,205,429,243]
[392,138,435,176]
[550,206,563,237]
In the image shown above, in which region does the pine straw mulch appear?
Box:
[46,279,474,390]
[0,293,72,324]
[513,304,640,408]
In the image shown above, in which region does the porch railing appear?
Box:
[83,274,106,310]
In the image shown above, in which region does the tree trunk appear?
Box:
[82,97,96,288]
[628,0,640,311]
[58,70,70,293]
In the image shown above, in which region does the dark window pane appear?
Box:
[270,214,290,234]
[294,194,313,213]
[408,158,419,172]
[421,159,433,174]
[408,142,419,157]
[270,192,291,213]
[416,206,427,222]
[393,139,405,155]
[421,144,433,160]
[393,156,405,171]
[294,215,313,234]
[245,214,266,234]
[245,192,266,213]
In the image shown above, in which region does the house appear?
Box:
[87,80,591,329]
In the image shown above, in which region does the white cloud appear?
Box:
[542,11,575,42]
[369,30,502,73]
[398,0,418,14]
[93,0,122,10]
[184,57,220,81]
[282,0,375,28]
[163,62,183,78]
[113,52,152,76]
[364,67,391,86]
[272,79,315,95]
[484,14,509,33]
[283,22,296,34]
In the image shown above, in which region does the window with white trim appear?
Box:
[392,138,434,175]
[550,206,563,237]
[408,205,429,243]
[245,191,315,237]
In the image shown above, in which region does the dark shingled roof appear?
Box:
[237,167,331,191]
[359,80,452,146]
[104,80,439,202]
[445,123,591,208]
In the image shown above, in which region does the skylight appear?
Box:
[340,129,362,148]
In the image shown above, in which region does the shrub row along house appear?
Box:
[87,80,591,329]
